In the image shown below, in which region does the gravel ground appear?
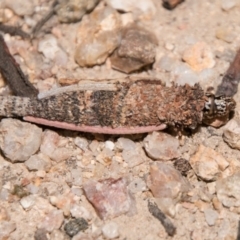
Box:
[0,0,240,239]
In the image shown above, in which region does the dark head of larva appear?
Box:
[203,93,236,120]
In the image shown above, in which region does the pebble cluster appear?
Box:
[0,0,240,239]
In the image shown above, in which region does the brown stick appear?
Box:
[162,0,184,10]
[216,48,240,97]
[0,24,30,39]
[0,35,38,98]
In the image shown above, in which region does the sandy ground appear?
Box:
[1,0,240,239]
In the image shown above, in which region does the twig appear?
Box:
[0,35,38,98]
[0,24,30,39]
[31,0,59,37]
[148,200,176,236]
[162,0,184,10]
[216,48,240,97]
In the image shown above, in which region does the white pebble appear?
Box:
[20,195,36,210]
[70,205,92,220]
[74,137,89,150]
[115,137,136,151]
[204,208,218,226]
[105,140,115,150]
[221,0,236,11]
[102,222,119,239]
[38,35,61,60]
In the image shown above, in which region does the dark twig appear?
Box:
[148,200,176,236]
[0,35,38,98]
[31,0,59,37]
[237,220,240,240]
[0,24,30,39]
[162,0,184,10]
[216,48,240,97]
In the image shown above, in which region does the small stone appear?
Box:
[40,130,72,162]
[216,27,235,43]
[122,146,145,168]
[204,208,218,226]
[0,206,9,221]
[64,218,88,237]
[115,137,136,151]
[143,131,180,160]
[56,0,100,23]
[70,205,92,220]
[106,0,156,16]
[102,222,119,239]
[0,119,42,162]
[148,162,190,200]
[75,5,121,67]
[38,35,59,60]
[83,177,135,220]
[0,221,16,240]
[50,229,68,240]
[189,145,229,181]
[50,193,76,216]
[25,153,52,172]
[223,119,240,150]
[38,210,64,232]
[216,172,240,208]
[128,177,147,194]
[110,24,157,73]
[96,147,114,166]
[20,195,36,210]
[182,42,215,71]
[34,228,48,240]
[221,0,236,11]
[5,0,35,16]
[105,141,115,151]
[74,137,89,151]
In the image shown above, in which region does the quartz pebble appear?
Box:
[74,137,89,151]
[221,0,236,11]
[182,42,215,71]
[56,0,100,23]
[148,162,190,216]
[122,145,145,168]
[110,25,157,73]
[38,35,68,66]
[20,195,36,210]
[50,229,68,240]
[75,5,121,67]
[204,208,218,226]
[70,205,92,220]
[215,27,235,43]
[115,137,136,151]
[189,145,229,181]
[40,130,72,162]
[25,153,52,172]
[38,210,64,232]
[105,140,115,151]
[143,131,179,160]
[216,172,240,208]
[102,222,119,239]
[106,0,156,16]
[148,162,190,199]
[223,119,240,150]
[0,119,42,162]
[83,178,135,220]
[128,177,147,194]
[50,193,76,216]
